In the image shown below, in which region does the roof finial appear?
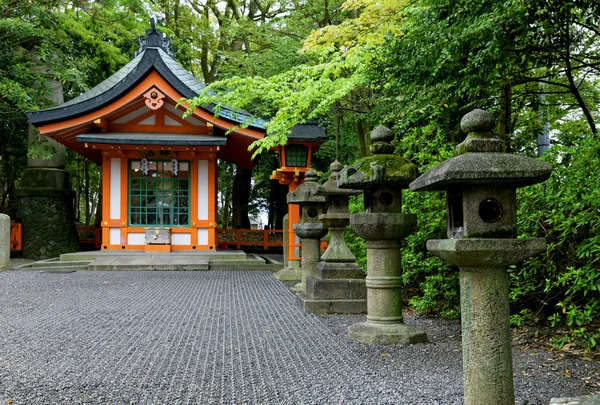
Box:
[135,18,176,60]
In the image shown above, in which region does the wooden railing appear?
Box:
[217,229,284,250]
[10,222,22,251]
[77,227,102,250]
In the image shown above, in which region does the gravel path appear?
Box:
[0,270,597,404]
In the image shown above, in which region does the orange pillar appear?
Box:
[287,183,301,263]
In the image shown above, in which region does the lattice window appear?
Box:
[129,160,190,227]
[285,144,308,167]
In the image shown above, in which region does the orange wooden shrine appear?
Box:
[27,22,325,254]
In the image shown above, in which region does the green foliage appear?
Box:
[346,195,366,272]
[515,131,600,351]
[399,124,459,317]
[510,309,534,327]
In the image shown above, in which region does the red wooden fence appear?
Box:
[217,229,284,250]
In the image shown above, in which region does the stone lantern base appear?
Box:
[16,168,79,260]
[296,261,367,314]
[272,261,302,281]
[348,322,428,345]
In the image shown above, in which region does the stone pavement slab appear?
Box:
[0,270,596,404]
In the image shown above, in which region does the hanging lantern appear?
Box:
[141,158,149,175]
[170,158,179,176]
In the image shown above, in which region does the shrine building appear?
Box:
[26,23,325,255]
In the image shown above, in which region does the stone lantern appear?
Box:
[296,160,367,314]
[287,169,328,292]
[338,126,428,344]
[410,109,552,405]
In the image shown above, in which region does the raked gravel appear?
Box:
[0,270,597,404]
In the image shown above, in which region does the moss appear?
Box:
[355,154,417,181]
[463,227,517,239]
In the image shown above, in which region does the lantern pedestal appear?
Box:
[291,222,327,292]
[427,238,545,404]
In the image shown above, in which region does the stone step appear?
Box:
[60,250,248,262]
[15,265,82,273]
[87,258,210,271]
[14,258,90,272]
[31,260,91,268]
[296,292,367,314]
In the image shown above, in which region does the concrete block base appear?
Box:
[291,281,305,292]
[347,321,428,345]
[306,277,366,300]
[272,266,301,281]
[296,292,366,314]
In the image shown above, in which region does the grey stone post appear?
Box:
[410,109,553,405]
[461,267,512,403]
[272,214,303,281]
[287,169,327,292]
[0,214,9,271]
[297,161,366,314]
[282,214,289,269]
[339,126,427,345]
[296,236,321,289]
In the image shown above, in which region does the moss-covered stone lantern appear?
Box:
[338,126,428,345]
[287,168,328,292]
[410,109,553,405]
[296,160,367,314]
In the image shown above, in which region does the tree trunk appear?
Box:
[268,180,276,229]
[94,174,102,227]
[274,183,287,229]
[231,165,252,229]
[356,119,369,157]
[223,191,231,228]
[499,83,512,151]
[84,159,91,225]
[563,22,597,136]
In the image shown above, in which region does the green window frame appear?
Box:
[285,144,308,167]
[129,159,190,227]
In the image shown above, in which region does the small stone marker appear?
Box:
[286,169,327,292]
[410,109,553,405]
[339,126,427,344]
[0,214,10,271]
[550,396,600,405]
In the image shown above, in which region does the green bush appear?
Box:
[400,125,460,317]
[515,134,600,350]
[346,195,367,272]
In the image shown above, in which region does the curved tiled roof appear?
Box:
[27,33,266,130]
[27,25,328,143]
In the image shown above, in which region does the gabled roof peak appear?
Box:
[135,18,175,60]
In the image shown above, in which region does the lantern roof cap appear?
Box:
[410,109,552,192]
[287,169,327,204]
[409,152,552,191]
[316,160,361,197]
[338,126,417,189]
